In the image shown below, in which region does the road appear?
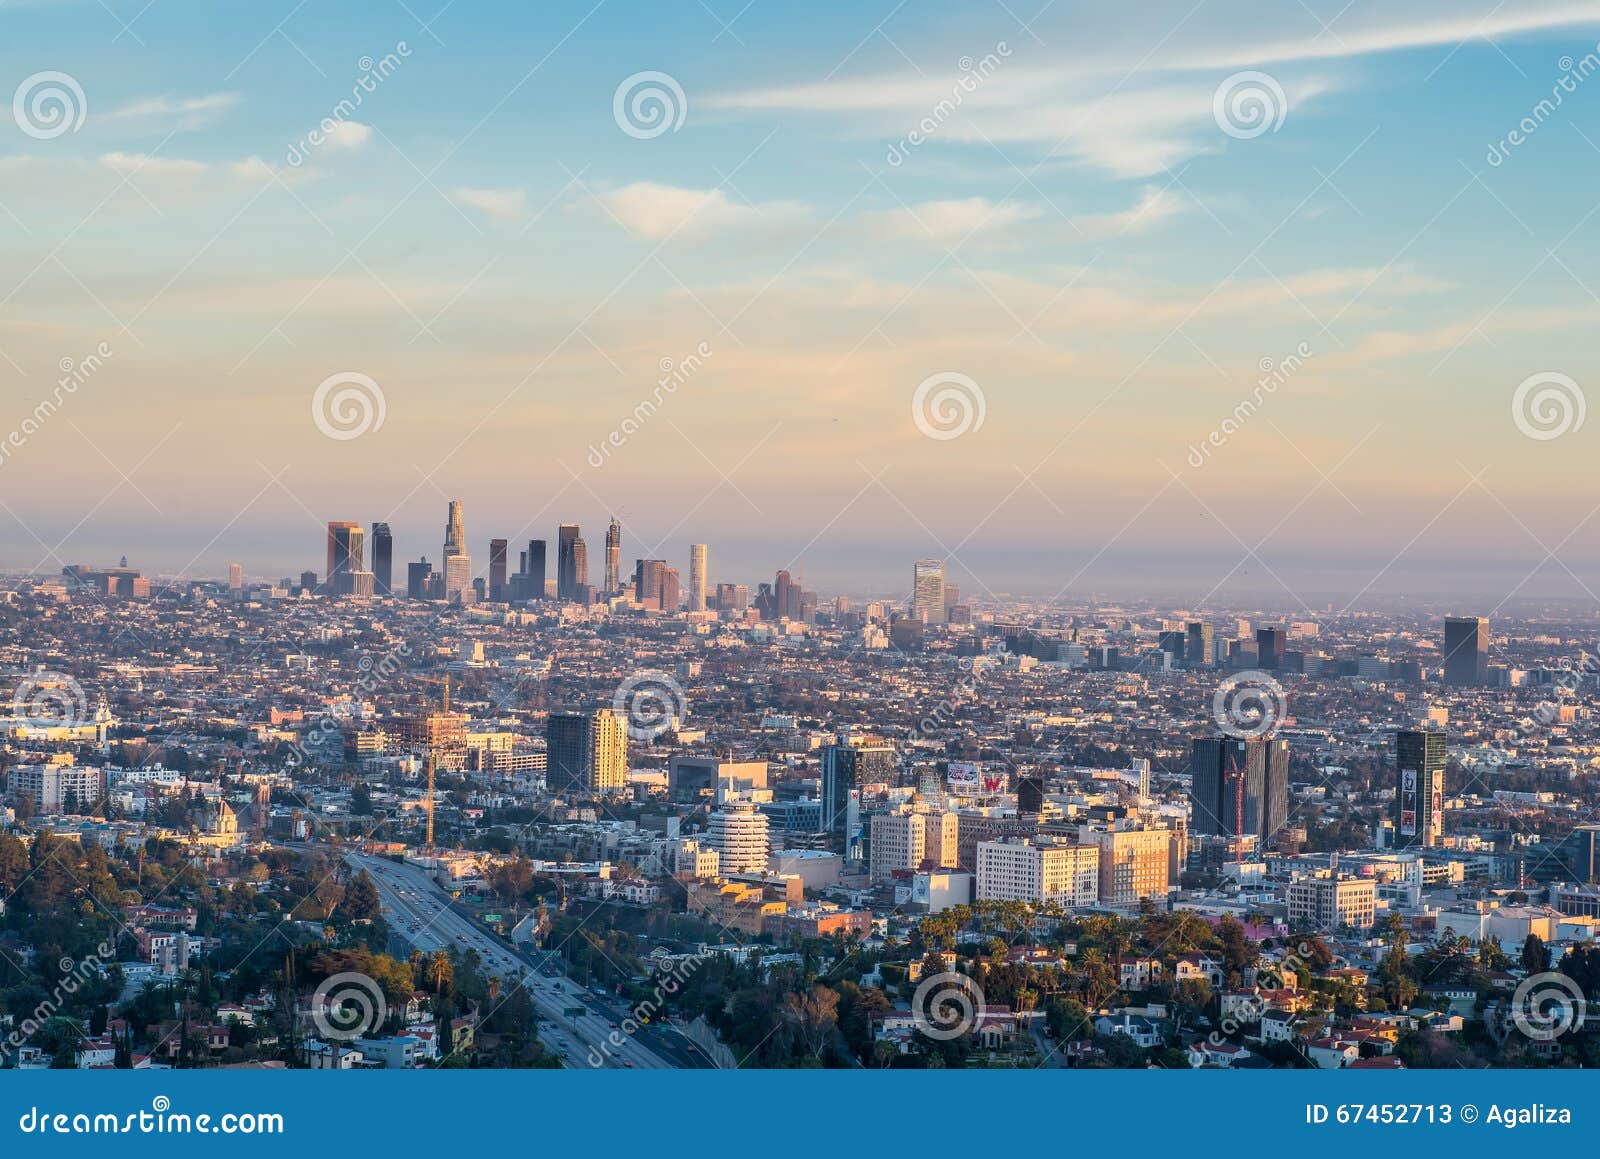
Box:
[345,852,677,1070]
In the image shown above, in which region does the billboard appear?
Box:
[947,762,982,792]
[1400,767,1418,837]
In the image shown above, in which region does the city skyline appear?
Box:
[4,3,1600,602]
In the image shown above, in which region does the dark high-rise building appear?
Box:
[1544,825,1600,883]
[298,570,319,594]
[326,521,362,585]
[1017,772,1045,815]
[1443,616,1489,687]
[371,522,393,597]
[1256,626,1286,670]
[820,738,897,858]
[1190,736,1289,842]
[1186,621,1214,666]
[1157,630,1186,664]
[604,517,622,595]
[1394,729,1446,849]
[557,524,580,601]
[488,538,508,601]
[526,539,547,599]
[407,558,433,600]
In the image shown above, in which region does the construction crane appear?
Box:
[1226,748,1247,860]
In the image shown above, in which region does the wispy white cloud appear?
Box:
[707,1,1600,176]
[106,92,239,130]
[450,186,527,222]
[870,197,1042,242]
[593,181,811,242]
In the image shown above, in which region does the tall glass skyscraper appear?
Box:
[526,539,547,599]
[488,538,507,601]
[371,522,393,597]
[557,523,580,600]
[688,543,707,612]
[604,517,622,595]
[443,500,466,558]
[326,521,363,585]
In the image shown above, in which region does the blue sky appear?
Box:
[3,1,1600,604]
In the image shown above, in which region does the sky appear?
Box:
[3,0,1600,607]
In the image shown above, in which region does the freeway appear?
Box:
[345,851,677,1070]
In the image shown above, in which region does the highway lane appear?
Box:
[345,852,676,1070]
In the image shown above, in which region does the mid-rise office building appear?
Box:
[975,838,1099,906]
[1286,872,1377,930]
